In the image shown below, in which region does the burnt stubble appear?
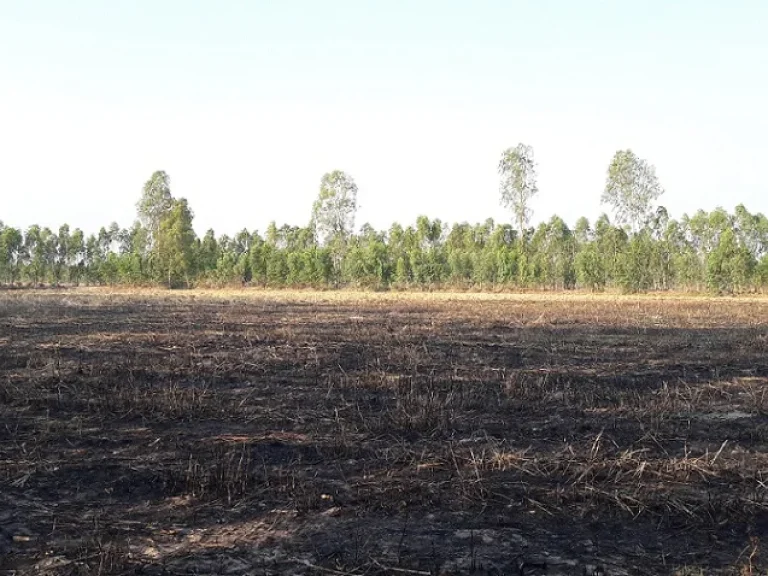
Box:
[1,290,767,575]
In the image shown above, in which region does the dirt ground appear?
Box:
[1,289,767,575]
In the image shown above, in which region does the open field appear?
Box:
[1,289,767,575]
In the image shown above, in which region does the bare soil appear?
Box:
[1,290,767,575]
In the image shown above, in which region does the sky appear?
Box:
[2,0,767,236]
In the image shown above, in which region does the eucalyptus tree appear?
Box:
[499,144,538,238]
[416,215,443,250]
[137,170,174,247]
[118,222,150,283]
[68,229,85,284]
[575,241,606,291]
[345,224,390,288]
[387,222,413,285]
[311,171,358,277]
[198,229,220,274]
[618,231,655,293]
[311,171,358,244]
[757,254,768,287]
[539,216,576,290]
[594,214,628,285]
[602,150,664,233]
[0,226,23,285]
[707,227,755,293]
[574,217,592,246]
[23,225,46,283]
[733,204,768,260]
[155,198,197,288]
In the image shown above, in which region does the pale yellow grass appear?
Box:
[7,285,768,305]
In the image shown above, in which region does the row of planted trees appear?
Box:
[2,204,766,294]
[2,147,768,293]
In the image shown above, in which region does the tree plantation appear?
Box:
[2,150,767,293]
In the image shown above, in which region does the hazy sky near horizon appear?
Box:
[2,0,767,236]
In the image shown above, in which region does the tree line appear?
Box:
[1,147,767,293]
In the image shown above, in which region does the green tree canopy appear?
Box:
[499,144,538,238]
[311,170,358,245]
[155,198,197,288]
[602,150,664,233]
[137,171,174,246]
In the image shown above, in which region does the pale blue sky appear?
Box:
[2,0,767,235]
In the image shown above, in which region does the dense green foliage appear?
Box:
[2,165,767,293]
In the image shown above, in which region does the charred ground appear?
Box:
[1,290,767,575]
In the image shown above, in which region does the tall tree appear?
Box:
[416,215,443,250]
[733,204,768,261]
[155,198,197,288]
[602,150,664,233]
[38,227,60,285]
[499,144,538,238]
[536,216,576,290]
[311,171,358,245]
[117,222,150,283]
[137,171,174,246]
[24,225,46,284]
[68,229,85,284]
[0,227,23,285]
[55,225,71,283]
[706,227,754,294]
[198,229,220,274]
[311,171,358,277]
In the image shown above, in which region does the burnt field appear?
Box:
[1,290,767,576]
